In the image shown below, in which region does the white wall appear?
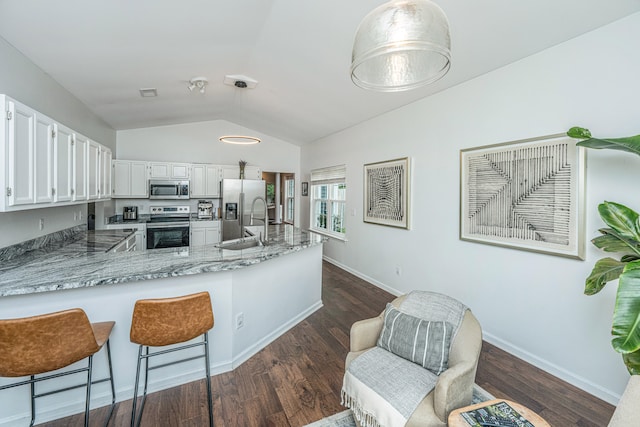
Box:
[117,119,302,223]
[0,36,117,248]
[301,13,640,404]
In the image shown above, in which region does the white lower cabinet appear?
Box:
[102,223,146,252]
[109,233,137,253]
[190,220,220,247]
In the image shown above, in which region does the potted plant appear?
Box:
[567,127,640,374]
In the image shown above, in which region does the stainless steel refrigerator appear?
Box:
[221,179,267,242]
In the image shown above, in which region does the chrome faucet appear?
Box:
[250,196,268,244]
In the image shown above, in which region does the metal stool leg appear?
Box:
[204,332,214,427]
[84,355,93,427]
[29,375,36,427]
[104,339,116,426]
[131,345,143,427]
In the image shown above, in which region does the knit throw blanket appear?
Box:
[341,291,468,427]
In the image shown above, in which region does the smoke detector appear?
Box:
[223,74,258,89]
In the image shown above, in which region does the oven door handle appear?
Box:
[147,222,190,229]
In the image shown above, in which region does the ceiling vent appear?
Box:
[139,88,158,97]
[223,74,258,89]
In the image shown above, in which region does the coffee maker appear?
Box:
[197,200,213,219]
[123,206,138,221]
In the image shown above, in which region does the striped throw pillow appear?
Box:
[376,304,453,375]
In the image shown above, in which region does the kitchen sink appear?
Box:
[217,239,263,250]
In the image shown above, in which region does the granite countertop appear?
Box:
[0,225,324,297]
[106,214,150,225]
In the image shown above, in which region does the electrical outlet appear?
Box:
[236,312,244,330]
[39,218,44,230]
[395,265,402,276]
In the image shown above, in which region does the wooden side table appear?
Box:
[448,399,550,427]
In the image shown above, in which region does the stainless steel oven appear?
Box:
[146,206,191,249]
[149,180,190,200]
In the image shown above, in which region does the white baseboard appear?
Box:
[322,257,623,406]
[483,332,621,405]
[322,255,402,297]
[231,300,324,368]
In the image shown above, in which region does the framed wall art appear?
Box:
[364,157,410,229]
[301,182,309,196]
[460,134,586,259]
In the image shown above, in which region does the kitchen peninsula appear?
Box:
[0,225,324,426]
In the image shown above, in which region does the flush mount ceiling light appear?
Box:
[218,135,261,145]
[187,77,208,94]
[351,0,451,92]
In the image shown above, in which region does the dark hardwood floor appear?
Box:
[39,261,615,426]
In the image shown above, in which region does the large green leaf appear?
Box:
[622,254,640,263]
[611,261,640,353]
[598,202,640,242]
[567,126,640,156]
[622,350,640,375]
[585,257,626,295]
[567,127,592,139]
[593,228,640,257]
[592,233,639,254]
[577,137,640,156]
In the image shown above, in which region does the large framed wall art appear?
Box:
[364,157,410,229]
[460,134,586,259]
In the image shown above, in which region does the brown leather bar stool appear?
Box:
[130,291,214,427]
[0,308,116,427]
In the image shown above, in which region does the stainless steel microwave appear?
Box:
[149,180,190,199]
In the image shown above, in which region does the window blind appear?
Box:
[310,164,346,184]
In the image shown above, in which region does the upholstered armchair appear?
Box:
[608,375,640,426]
[342,291,482,427]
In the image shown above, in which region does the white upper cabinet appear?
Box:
[0,94,113,211]
[6,99,35,206]
[130,162,149,196]
[73,133,88,202]
[34,114,54,204]
[100,147,112,199]
[149,162,190,179]
[87,140,101,200]
[191,164,220,198]
[53,123,74,203]
[112,160,148,198]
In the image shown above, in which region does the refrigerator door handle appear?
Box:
[239,191,245,234]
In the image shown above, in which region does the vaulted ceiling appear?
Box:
[1,1,639,145]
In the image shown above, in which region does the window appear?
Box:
[285,177,295,223]
[310,165,346,239]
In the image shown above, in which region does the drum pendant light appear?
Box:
[351,0,451,92]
